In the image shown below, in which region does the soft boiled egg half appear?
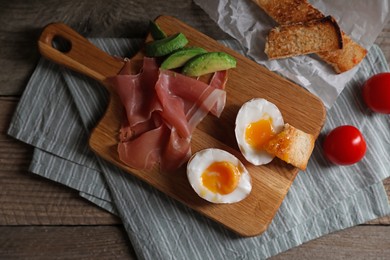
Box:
[235,98,284,165]
[187,148,252,204]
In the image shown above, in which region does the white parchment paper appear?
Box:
[194,0,390,108]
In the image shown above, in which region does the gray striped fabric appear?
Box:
[8,38,390,259]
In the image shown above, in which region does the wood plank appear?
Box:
[271,226,390,259]
[0,98,120,225]
[0,226,136,259]
[0,1,389,258]
[0,225,388,259]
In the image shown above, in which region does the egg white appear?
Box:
[187,148,252,204]
[235,98,284,165]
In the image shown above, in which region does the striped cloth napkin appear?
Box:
[8,38,390,259]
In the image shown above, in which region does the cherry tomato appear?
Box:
[323,125,366,165]
[362,72,390,114]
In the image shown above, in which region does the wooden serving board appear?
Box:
[38,15,326,236]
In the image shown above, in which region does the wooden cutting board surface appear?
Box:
[38,15,326,237]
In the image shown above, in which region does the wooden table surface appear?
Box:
[1,1,389,259]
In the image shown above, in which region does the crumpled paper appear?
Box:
[194,0,390,108]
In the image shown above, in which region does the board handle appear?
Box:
[38,23,124,82]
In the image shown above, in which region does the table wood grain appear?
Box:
[0,1,389,259]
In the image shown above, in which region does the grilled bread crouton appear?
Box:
[265,16,343,59]
[264,123,315,170]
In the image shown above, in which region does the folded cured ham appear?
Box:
[108,57,228,172]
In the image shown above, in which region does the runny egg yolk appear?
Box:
[245,117,275,150]
[201,161,240,195]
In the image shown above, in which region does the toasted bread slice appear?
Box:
[253,0,324,24]
[253,0,367,73]
[265,123,315,170]
[265,16,343,60]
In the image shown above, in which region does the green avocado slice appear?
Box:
[145,33,188,57]
[160,47,207,70]
[149,20,167,40]
[182,52,237,77]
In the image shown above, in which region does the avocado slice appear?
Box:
[182,52,237,77]
[160,47,207,70]
[145,33,188,57]
[149,20,167,40]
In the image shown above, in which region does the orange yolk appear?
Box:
[245,117,275,150]
[201,161,240,195]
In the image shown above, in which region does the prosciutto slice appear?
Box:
[108,57,228,172]
[110,58,161,132]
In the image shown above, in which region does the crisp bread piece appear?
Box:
[252,0,367,73]
[264,123,315,170]
[265,16,343,59]
[253,0,324,24]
